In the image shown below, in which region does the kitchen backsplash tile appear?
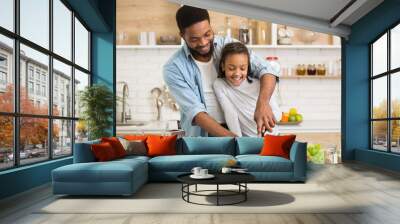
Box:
[117,47,341,129]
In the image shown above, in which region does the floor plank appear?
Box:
[1,162,400,224]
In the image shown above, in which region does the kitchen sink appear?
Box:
[117,121,148,126]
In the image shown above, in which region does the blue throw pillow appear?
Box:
[235,137,264,155]
[181,137,235,155]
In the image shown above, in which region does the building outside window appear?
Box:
[28,81,34,94]
[0,54,7,88]
[35,70,40,81]
[41,73,46,83]
[28,66,34,80]
[42,85,46,97]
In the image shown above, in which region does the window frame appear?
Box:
[0,0,92,171]
[370,20,400,154]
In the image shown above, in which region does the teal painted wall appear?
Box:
[0,158,72,199]
[91,0,116,136]
[0,0,116,200]
[343,0,400,171]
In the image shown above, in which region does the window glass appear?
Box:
[74,69,89,118]
[53,119,72,158]
[391,72,400,118]
[372,121,388,151]
[0,0,14,31]
[372,77,387,119]
[53,59,72,117]
[391,24,400,70]
[20,44,49,115]
[53,0,72,60]
[74,18,89,70]
[372,33,387,76]
[75,120,88,143]
[0,35,14,113]
[20,117,49,165]
[20,0,49,49]
[0,116,13,170]
[391,120,400,153]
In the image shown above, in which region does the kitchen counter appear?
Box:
[116,120,185,137]
[278,120,340,133]
[117,119,340,136]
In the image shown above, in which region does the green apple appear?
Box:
[289,115,297,122]
[289,108,297,116]
[295,114,303,122]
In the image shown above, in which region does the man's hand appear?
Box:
[194,112,237,137]
[255,74,277,136]
[254,102,276,135]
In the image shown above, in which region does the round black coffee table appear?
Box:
[177,173,255,206]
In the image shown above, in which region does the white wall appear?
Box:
[117,47,341,130]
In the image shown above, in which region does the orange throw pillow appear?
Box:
[101,137,127,158]
[91,142,117,161]
[124,135,148,141]
[146,135,177,157]
[260,134,296,159]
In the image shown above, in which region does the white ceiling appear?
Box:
[168,0,384,38]
[226,0,352,23]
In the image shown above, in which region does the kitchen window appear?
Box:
[370,22,400,154]
[0,0,91,171]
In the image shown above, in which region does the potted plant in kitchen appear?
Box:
[79,84,114,140]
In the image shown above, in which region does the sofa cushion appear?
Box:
[235,137,263,155]
[123,135,148,141]
[119,138,148,156]
[52,159,147,183]
[236,155,293,172]
[91,142,118,161]
[148,154,235,172]
[260,134,296,159]
[101,137,127,158]
[147,135,177,157]
[115,155,150,163]
[73,140,101,163]
[181,137,235,155]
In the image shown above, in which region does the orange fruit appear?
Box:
[281,112,289,122]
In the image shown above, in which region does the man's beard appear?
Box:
[188,40,214,59]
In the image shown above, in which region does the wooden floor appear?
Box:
[1,162,400,224]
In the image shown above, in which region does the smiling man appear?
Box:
[163,5,279,137]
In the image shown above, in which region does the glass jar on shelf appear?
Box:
[317,64,326,76]
[239,19,250,44]
[225,17,232,38]
[296,64,306,76]
[307,64,316,75]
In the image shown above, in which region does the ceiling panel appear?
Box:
[225,0,352,21]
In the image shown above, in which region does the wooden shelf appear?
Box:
[248,45,341,49]
[117,45,181,49]
[117,44,341,50]
[280,75,341,79]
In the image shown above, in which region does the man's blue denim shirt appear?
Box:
[163,35,278,136]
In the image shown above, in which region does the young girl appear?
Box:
[213,42,281,137]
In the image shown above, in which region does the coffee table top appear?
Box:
[177,172,255,185]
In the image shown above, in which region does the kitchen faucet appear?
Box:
[119,81,131,123]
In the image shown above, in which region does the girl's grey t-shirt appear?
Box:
[213,78,281,137]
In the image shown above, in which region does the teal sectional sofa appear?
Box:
[52,137,307,196]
